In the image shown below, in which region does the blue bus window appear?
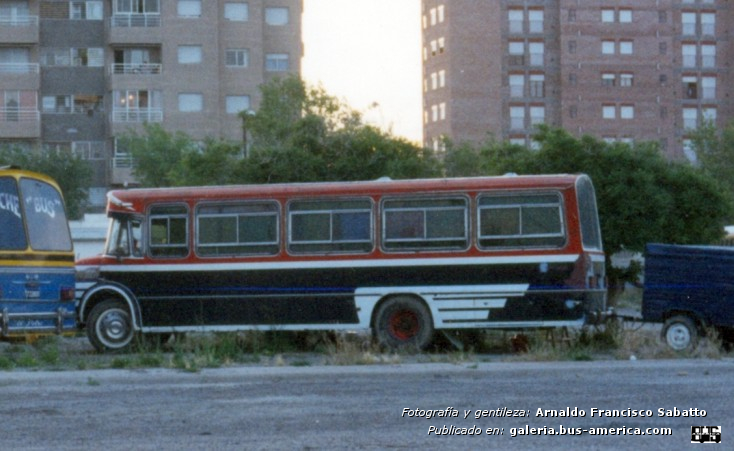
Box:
[20,177,73,252]
[0,177,27,250]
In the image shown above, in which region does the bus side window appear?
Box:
[131,219,142,257]
[149,205,189,258]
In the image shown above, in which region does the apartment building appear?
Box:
[422,0,733,162]
[0,0,302,207]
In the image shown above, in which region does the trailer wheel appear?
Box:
[374,296,433,351]
[87,299,134,353]
[662,315,699,351]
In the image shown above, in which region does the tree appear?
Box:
[0,145,92,219]
[116,123,195,187]
[444,126,730,256]
[240,75,439,183]
[689,120,734,221]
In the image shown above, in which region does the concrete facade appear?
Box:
[422,0,733,161]
[0,0,302,206]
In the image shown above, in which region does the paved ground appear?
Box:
[2,358,732,450]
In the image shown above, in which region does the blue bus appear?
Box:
[0,167,76,338]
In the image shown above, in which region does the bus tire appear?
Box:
[87,299,134,353]
[662,315,699,351]
[374,296,433,351]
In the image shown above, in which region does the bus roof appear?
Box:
[0,166,62,188]
[106,174,587,214]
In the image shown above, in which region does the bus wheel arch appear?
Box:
[372,295,434,351]
[81,287,140,353]
[86,298,136,353]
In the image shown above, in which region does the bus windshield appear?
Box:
[20,177,73,252]
[576,176,603,251]
[0,176,26,250]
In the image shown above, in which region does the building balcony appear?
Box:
[0,16,38,44]
[0,63,39,74]
[0,64,40,90]
[111,108,163,123]
[108,14,162,44]
[111,154,136,186]
[109,63,162,75]
[0,109,40,138]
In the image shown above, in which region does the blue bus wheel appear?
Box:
[87,299,134,353]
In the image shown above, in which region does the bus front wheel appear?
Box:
[87,299,134,353]
[374,297,433,351]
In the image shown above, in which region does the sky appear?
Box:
[301,0,423,143]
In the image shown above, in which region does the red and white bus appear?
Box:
[76,174,606,352]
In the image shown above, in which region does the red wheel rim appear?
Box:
[388,309,420,341]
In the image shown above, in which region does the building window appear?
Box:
[602,73,616,87]
[115,0,160,15]
[683,76,698,99]
[529,74,544,97]
[224,3,248,21]
[178,93,203,112]
[508,9,523,34]
[619,40,633,55]
[602,40,615,54]
[437,5,444,23]
[703,107,716,124]
[430,72,438,90]
[225,49,249,67]
[681,12,696,35]
[177,1,201,17]
[568,40,577,54]
[620,105,634,119]
[528,9,543,33]
[602,105,616,119]
[265,53,289,72]
[701,13,715,35]
[439,102,446,120]
[529,106,545,126]
[568,73,577,86]
[226,95,250,114]
[620,73,633,87]
[568,9,576,22]
[71,1,103,20]
[702,76,716,100]
[510,106,525,129]
[682,44,696,67]
[438,70,445,88]
[528,42,544,65]
[601,9,615,23]
[569,105,577,118]
[265,7,289,25]
[508,41,524,65]
[658,11,667,23]
[178,46,202,64]
[683,108,697,130]
[509,74,524,97]
[619,9,631,23]
[701,44,715,68]
[659,42,667,55]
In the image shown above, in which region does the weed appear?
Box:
[0,355,14,370]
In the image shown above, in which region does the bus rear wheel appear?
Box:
[374,297,433,351]
[87,299,134,353]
